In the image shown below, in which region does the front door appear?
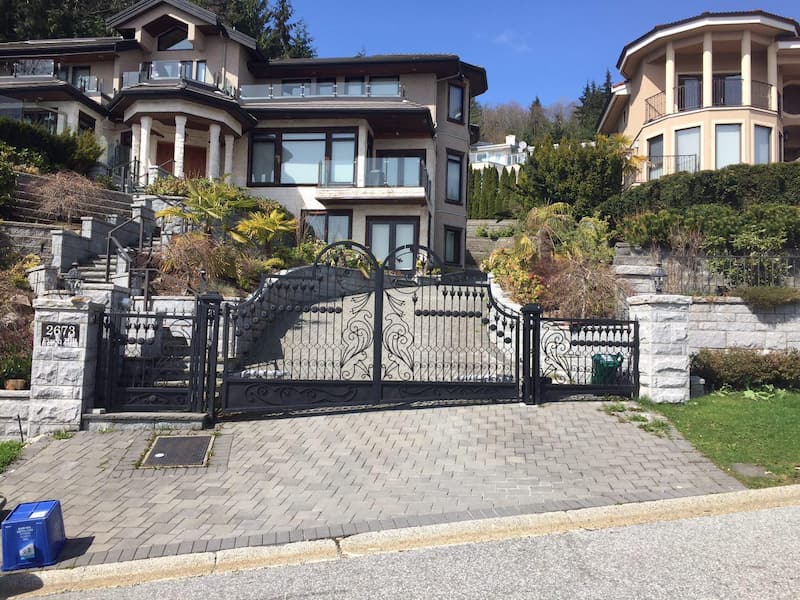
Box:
[367,217,419,270]
[156,142,207,178]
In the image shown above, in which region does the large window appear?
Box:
[716,124,741,169]
[367,217,419,270]
[446,151,463,203]
[754,125,771,164]
[302,211,351,243]
[158,27,192,51]
[249,129,356,186]
[250,133,276,184]
[647,135,664,180]
[675,126,700,172]
[448,84,464,122]
[444,226,462,265]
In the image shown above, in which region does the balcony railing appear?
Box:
[0,59,55,78]
[318,156,430,192]
[468,152,528,166]
[120,62,216,90]
[677,84,702,112]
[74,75,100,93]
[631,154,698,184]
[713,77,743,107]
[239,81,405,101]
[669,78,774,113]
[645,91,665,122]
[752,80,771,110]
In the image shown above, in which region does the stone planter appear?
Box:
[4,379,28,391]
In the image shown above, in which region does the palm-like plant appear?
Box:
[524,202,576,260]
[155,179,258,239]
[235,208,297,251]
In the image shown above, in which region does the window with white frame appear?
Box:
[675,126,700,172]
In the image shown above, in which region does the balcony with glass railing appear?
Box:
[316,156,430,203]
[0,59,108,102]
[120,61,216,91]
[239,80,405,102]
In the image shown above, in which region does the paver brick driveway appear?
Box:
[0,402,743,567]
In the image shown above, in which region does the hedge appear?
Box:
[691,348,800,391]
[599,162,800,227]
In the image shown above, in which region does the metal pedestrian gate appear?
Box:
[220,242,521,412]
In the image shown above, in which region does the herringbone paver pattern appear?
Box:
[0,402,743,567]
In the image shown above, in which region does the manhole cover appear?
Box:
[141,435,214,468]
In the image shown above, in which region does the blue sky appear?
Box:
[293,0,797,107]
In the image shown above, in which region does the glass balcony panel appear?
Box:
[15,59,54,77]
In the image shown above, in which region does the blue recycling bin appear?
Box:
[2,500,66,571]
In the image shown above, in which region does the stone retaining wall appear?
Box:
[0,390,28,440]
[689,297,800,353]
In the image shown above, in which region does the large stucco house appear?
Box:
[0,0,486,268]
[598,11,800,183]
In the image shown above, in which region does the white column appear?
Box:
[665,42,675,114]
[139,116,152,185]
[208,123,221,180]
[768,43,778,111]
[741,31,752,106]
[130,123,141,179]
[703,32,713,108]
[173,115,187,178]
[223,133,234,182]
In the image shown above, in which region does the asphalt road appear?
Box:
[35,505,800,599]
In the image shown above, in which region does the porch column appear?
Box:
[768,43,778,111]
[223,133,234,181]
[139,116,152,185]
[665,42,675,114]
[741,31,752,106]
[130,123,141,178]
[56,113,67,135]
[208,123,221,180]
[702,32,713,108]
[173,115,187,178]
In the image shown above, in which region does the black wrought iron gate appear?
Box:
[220,242,521,413]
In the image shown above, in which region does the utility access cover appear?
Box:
[141,435,214,468]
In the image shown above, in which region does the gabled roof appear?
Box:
[107,0,257,50]
[617,11,800,76]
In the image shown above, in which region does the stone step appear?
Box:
[83,411,209,432]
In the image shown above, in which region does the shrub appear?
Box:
[539,257,626,318]
[482,237,543,304]
[731,287,800,310]
[0,117,101,174]
[0,352,32,386]
[36,171,104,222]
[145,176,192,196]
[691,348,800,390]
[0,158,15,210]
[0,141,46,174]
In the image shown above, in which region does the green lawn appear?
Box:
[647,391,800,488]
[0,441,23,473]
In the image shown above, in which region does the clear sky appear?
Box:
[293,0,797,108]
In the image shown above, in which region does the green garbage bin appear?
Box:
[591,353,624,385]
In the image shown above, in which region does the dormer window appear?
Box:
[158,26,192,51]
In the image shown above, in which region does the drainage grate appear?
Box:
[141,435,214,468]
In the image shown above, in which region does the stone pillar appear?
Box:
[703,32,713,108]
[173,115,187,178]
[665,42,675,114]
[741,31,752,107]
[208,123,221,180]
[56,112,67,135]
[139,116,152,185]
[628,295,691,404]
[768,43,778,111]
[29,296,104,435]
[223,133,234,181]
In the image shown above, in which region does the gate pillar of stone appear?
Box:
[628,294,691,403]
[29,296,104,436]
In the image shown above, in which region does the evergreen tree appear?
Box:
[574,70,613,140]
[261,0,315,58]
[498,167,511,215]
[481,167,499,219]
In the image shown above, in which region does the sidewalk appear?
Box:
[0,402,743,570]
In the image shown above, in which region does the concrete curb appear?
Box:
[2,485,799,597]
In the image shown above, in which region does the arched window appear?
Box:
[158,27,192,51]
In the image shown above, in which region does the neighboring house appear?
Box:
[0,0,487,268]
[469,134,530,172]
[598,11,800,183]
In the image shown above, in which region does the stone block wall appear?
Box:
[689,297,800,353]
[0,391,28,440]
